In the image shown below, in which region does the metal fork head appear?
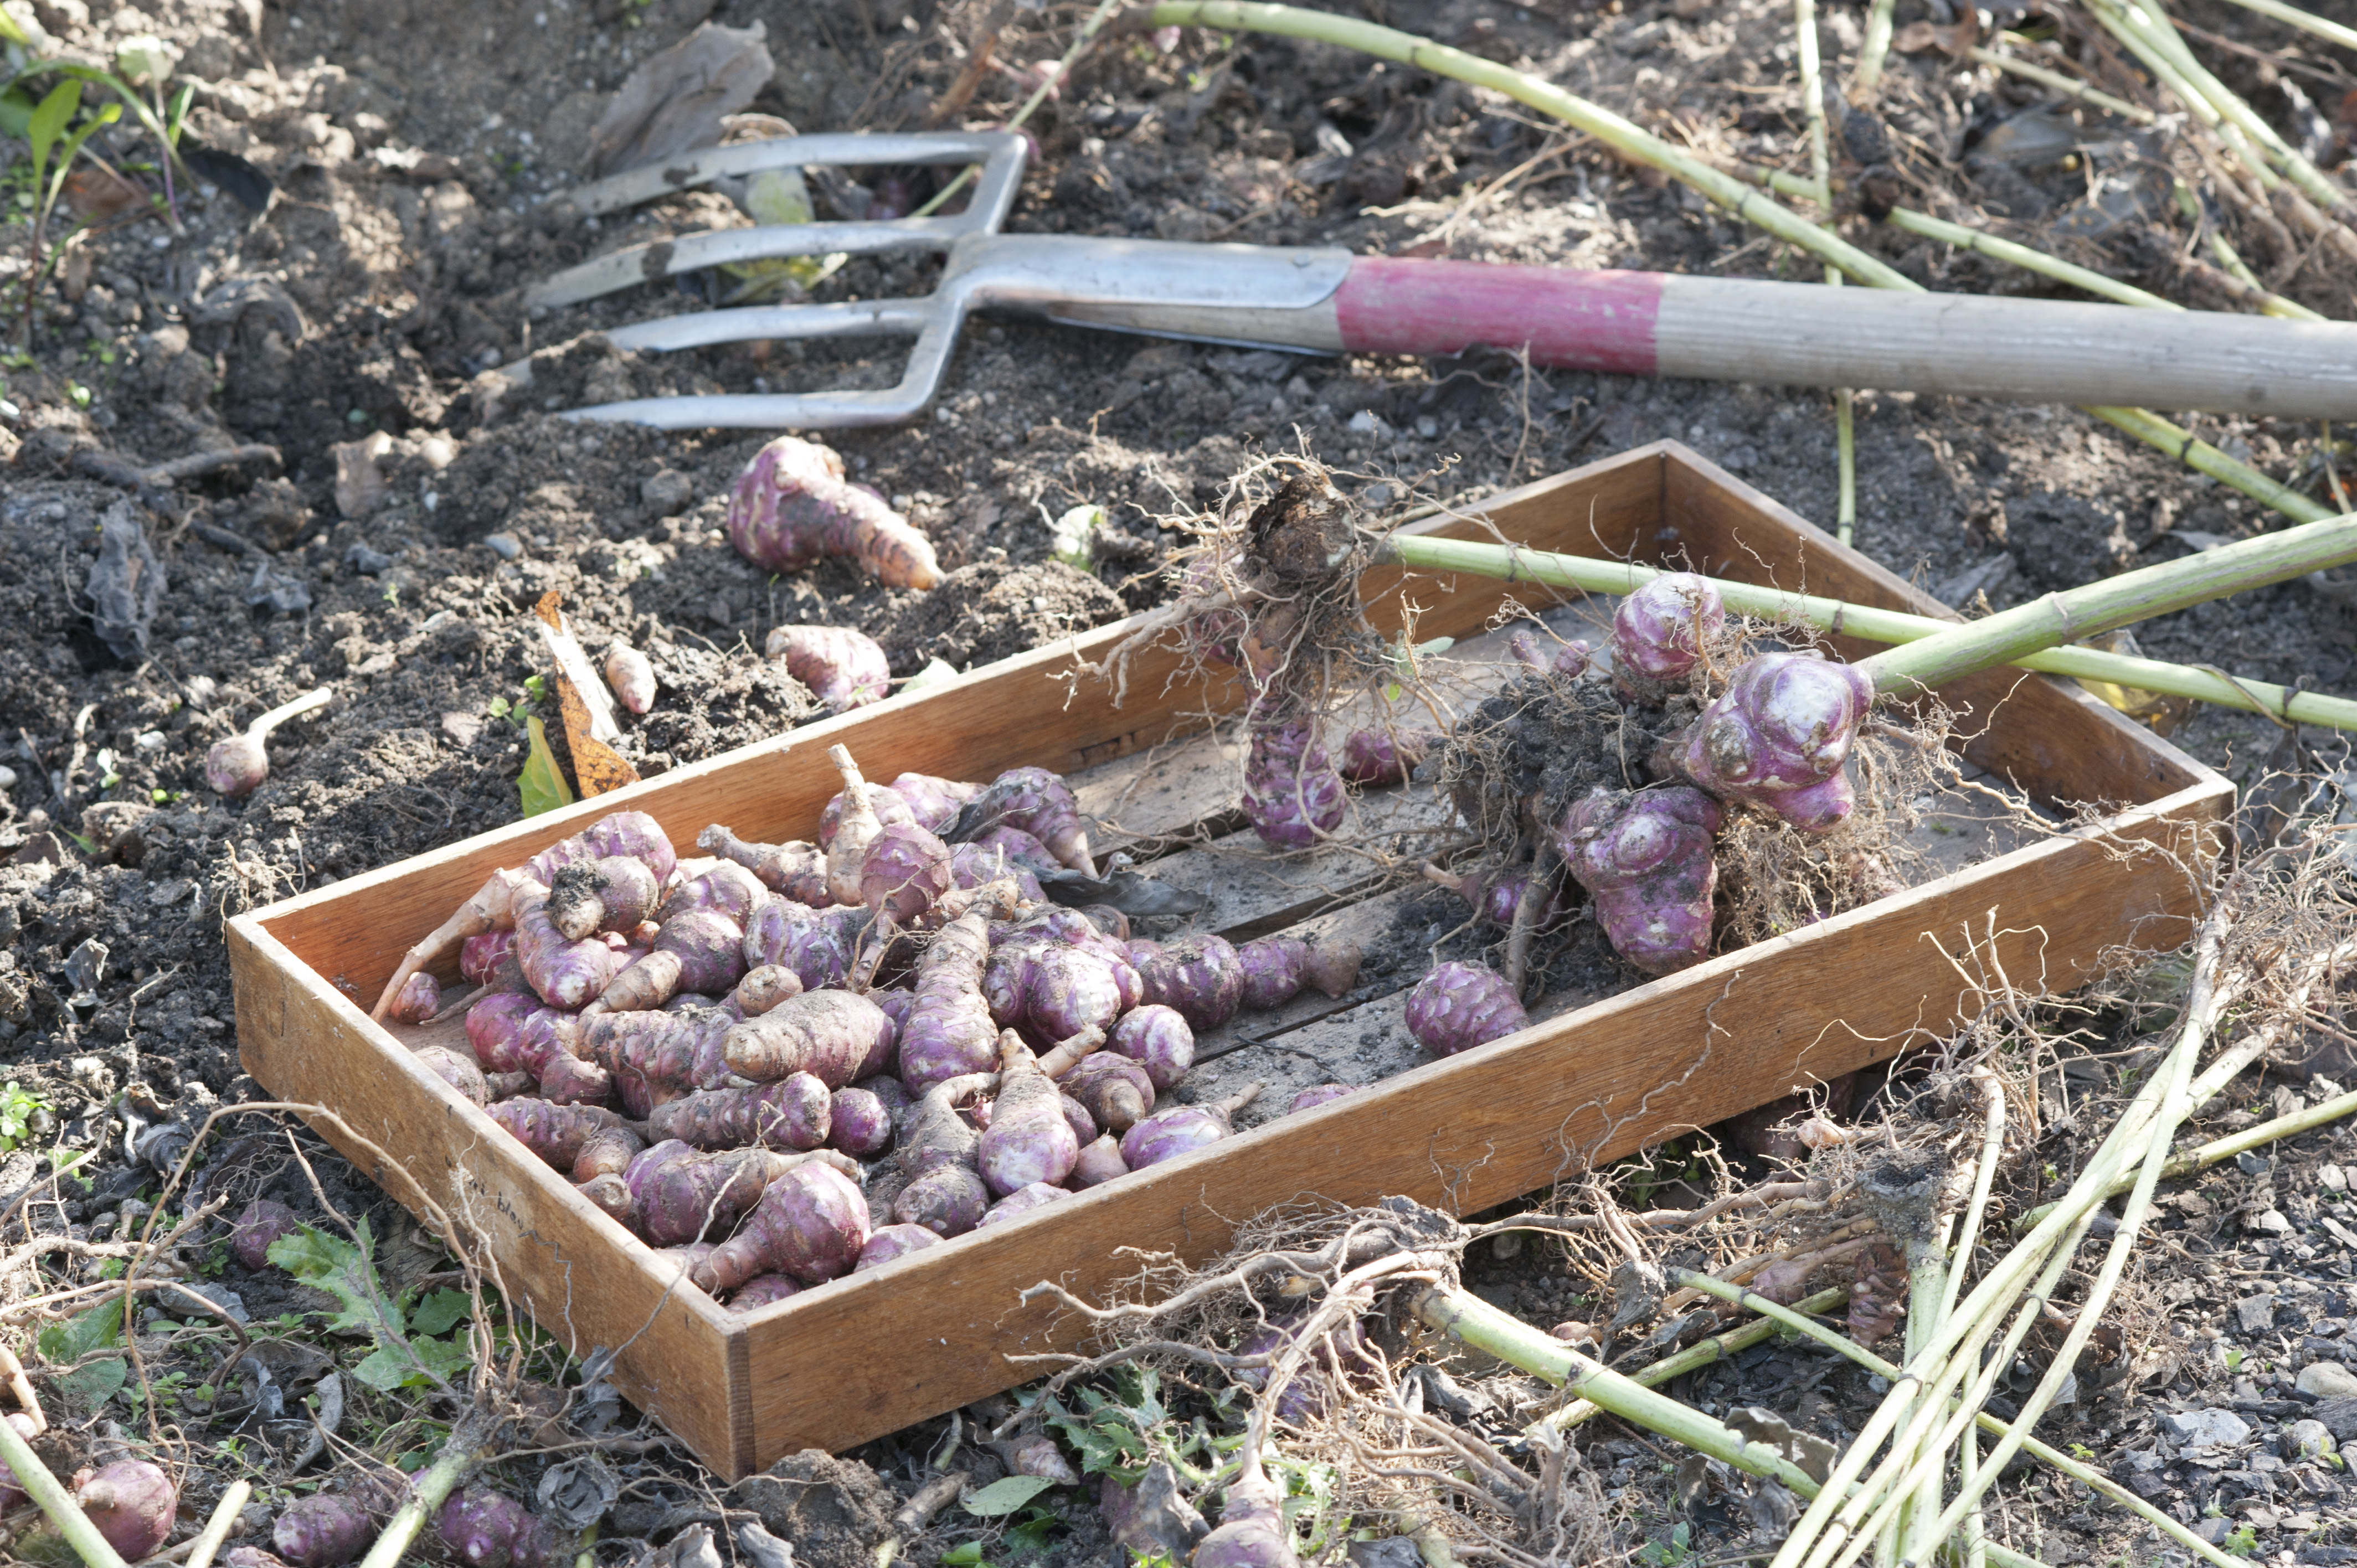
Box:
[523,131,1027,430]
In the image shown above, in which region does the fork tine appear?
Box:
[526,220,965,314]
[566,310,966,431]
[560,131,1024,217]
[603,298,935,354]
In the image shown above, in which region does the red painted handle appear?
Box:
[1331,256,1664,373]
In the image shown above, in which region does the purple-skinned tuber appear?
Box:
[897,907,1001,1093]
[962,767,1097,876]
[1421,862,1567,931]
[1119,1085,1260,1171]
[1672,650,1875,832]
[861,819,954,922]
[976,1032,1080,1196]
[1069,1133,1129,1188]
[1556,784,1722,974]
[75,1459,178,1561]
[1338,726,1437,787]
[436,1487,533,1568]
[1287,1084,1354,1114]
[828,1086,896,1157]
[1059,1051,1155,1133]
[1612,572,1725,703]
[770,625,892,711]
[692,1160,871,1292]
[1130,937,1244,1033]
[233,1198,300,1271]
[203,685,333,797]
[272,1493,374,1567]
[1403,962,1527,1056]
[730,1273,804,1311]
[891,1071,995,1237]
[702,825,833,906]
[1233,936,1361,1011]
[1191,1471,1296,1568]
[386,972,440,1024]
[728,435,942,590]
[854,1221,943,1271]
[979,1181,1069,1228]
[1107,1004,1195,1092]
[1241,720,1345,849]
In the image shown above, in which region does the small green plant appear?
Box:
[2225,1346,2244,1371]
[1636,1521,1694,1567]
[2220,1523,2259,1557]
[17,79,121,345]
[267,1219,477,1392]
[2068,1442,2097,1461]
[0,1082,47,1154]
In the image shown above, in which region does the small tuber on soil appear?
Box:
[204,685,333,797]
[233,1199,300,1271]
[75,1459,178,1561]
[727,434,942,590]
[1339,726,1435,787]
[769,626,892,711]
[272,1493,374,1568]
[604,642,656,715]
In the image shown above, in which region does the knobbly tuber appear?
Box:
[1241,720,1346,849]
[387,972,440,1024]
[861,819,954,922]
[730,1273,803,1310]
[647,1072,832,1151]
[1671,650,1873,832]
[203,685,333,797]
[953,767,1097,876]
[74,1460,178,1561]
[986,938,1125,1048]
[727,434,942,590]
[545,855,662,942]
[1107,1004,1194,1091]
[692,1160,871,1292]
[1059,1052,1155,1133]
[897,907,1000,1092]
[1339,726,1435,786]
[1119,1085,1261,1171]
[232,1199,299,1270]
[822,771,977,840]
[828,1086,894,1156]
[1511,630,1592,677]
[723,990,894,1089]
[460,931,517,984]
[1612,571,1724,703]
[435,1488,570,1568]
[1129,936,1245,1032]
[733,963,804,1018]
[272,1494,374,1568]
[976,1033,1079,1196]
[702,824,832,905]
[1069,1133,1129,1188]
[742,897,867,991]
[770,626,892,710]
[573,1122,645,1182]
[540,1051,616,1108]
[416,1045,487,1104]
[1404,962,1527,1056]
[467,993,550,1073]
[489,1098,631,1172]
[854,1222,942,1271]
[591,905,748,1014]
[891,1071,995,1236]
[1234,935,1361,1010]
[513,885,625,1012]
[1422,863,1566,931]
[1558,785,1722,974]
[1060,1092,1097,1144]
[604,642,656,715]
[979,1181,1068,1227]
[582,1005,737,1113]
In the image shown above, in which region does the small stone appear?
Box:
[133,730,165,752]
[2238,1149,2272,1176]
[2191,1517,2234,1546]
[0,766,14,790]
[2256,1209,2294,1235]
[2159,1407,2251,1448]
[641,470,694,514]
[2322,1163,2349,1194]
[2239,1294,2279,1333]
[2285,1418,2338,1459]
[483,532,522,560]
[2297,1361,2357,1399]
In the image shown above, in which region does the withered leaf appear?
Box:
[559,675,640,798]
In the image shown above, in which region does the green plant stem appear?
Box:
[1882,208,2180,310]
[0,1414,128,1568]
[1834,391,1856,547]
[1144,1,1916,288]
[1856,0,1897,91]
[1377,536,2357,730]
[2210,233,2327,320]
[184,1479,251,1568]
[1968,44,2157,123]
[1665,1271,2246,1568]
[1855,512,2357,694]
[358,1436,479,1568]
[1413,1285,2056,1568]
[1533,1286,1850,1435]
[2212,0,2357,52]
[2015,1084,2357,1231]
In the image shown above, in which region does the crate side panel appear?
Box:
[737,798,2213,1460]
[229,917,746,1469]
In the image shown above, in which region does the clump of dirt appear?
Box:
[725,1450,898,1568]
[1437,671,1649,849]
[869,559,1129,674]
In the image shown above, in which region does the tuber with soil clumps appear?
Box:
[728,435,942,590]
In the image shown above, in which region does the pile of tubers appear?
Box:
[371,746,1359,1311]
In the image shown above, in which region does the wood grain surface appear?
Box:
[231,441,2231,1476]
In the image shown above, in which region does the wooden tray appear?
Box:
[227,442,2228,1478]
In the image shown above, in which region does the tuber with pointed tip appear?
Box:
[977,1032,1080,1196]
[955,767,1097,876]
[572,1122,645,1182]
[723,989,893,1089]
[822,773,976,841]
[1241,720,1345,849]
[733,963,805,1018]
[1192,1470,1296,1568]
[435,1487,545,1568]
[702,824,833,906]
[891,1070,996,1236]
[648,1071,831,1151]
[1119,1085,1261,1171]
[546,855,663,942]
[692,1159,870,1292]
[1234,936,1362,1011]
[273,1493,374,1567]
[897,906,1001,1093]
[204,685,333,797]
[1107,1004,1195,1092]
[74,1459,178,1561]
[1612,571,1725,702]
[1059,1052,1155,1133]
[1339,726,1436,786]
[855,1222,943,1271]
[1069,1133,1129,1188]
[387,972,441,1024]
[1670,650,1874,832]
[233,1198,300,1271]
[489,1098,632,1172]
[728,434,942,590]
[1404,962,1527,1056]
[591,906,748,1014]
[769,626,892,711]
[604,642,656,715]
[1556,784,1722,974]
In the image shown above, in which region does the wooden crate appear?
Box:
[228,441,2228,1478]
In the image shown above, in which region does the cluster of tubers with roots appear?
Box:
[370,746,1361,1317]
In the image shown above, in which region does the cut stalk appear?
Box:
[1415,1285,2058,1568]
[0,1415,130,1568]
[1533,1285,1850,1435]
[1855,512,2357,695]
[1794,0,1855,548]
[1968,45,2155,124]
[2017,1083,2357,1229]
[1856,0,1897,92]
[1376,536,2357,730]
[185,1479,253,1568]
[2212,0,2357,53]
[1882,209,2179,310]
[358,1433,480,1568]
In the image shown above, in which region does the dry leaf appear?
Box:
[559,675,639,798]
[1893,17,1979,56]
